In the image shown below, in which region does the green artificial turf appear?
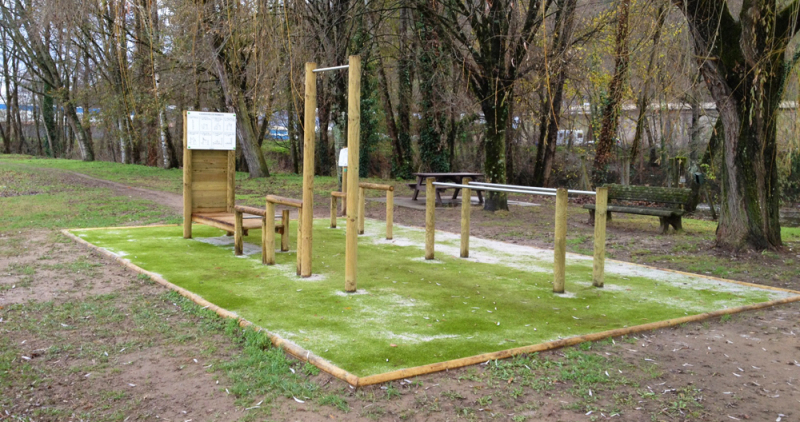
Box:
[70,220,798,377]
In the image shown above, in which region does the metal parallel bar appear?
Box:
[469,181,596,196]
[312,65,349,73]
[433,182,558,197]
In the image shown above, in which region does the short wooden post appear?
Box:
[345,55,361,292]
[226,150,235,213]
[264,201,275,265]
[553,188,567,293]
[182,111,192,239]
[234,209,243,255]
[330,195,337,228]
[281,210,290,251]
[425,177,435,260]
[386,190,393,240]
[460,177,471,258]
[592,187,608,287]
[358,187,366,235]
[301,62,317,277]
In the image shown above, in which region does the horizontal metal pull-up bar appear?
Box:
[433,182,558,197]
[312,64,349,73]
[469,181,596,196]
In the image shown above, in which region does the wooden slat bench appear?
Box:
[584,184,692,234]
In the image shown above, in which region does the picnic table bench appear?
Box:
[409,172,484,205]
[584,184,692,234]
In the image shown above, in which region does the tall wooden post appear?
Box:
[182,111,192,239]
[344,55,361,292]
[358,187,366,234]
[296,213,302,275]
[460,178,471,258]
[226,150,235,213]
[425,177,435,260]
[341,168,347,215]
[592,187,608,287]
[264,202,276,265]
[301,62,317,277]
[386,190,393,240]
[553,188,567,293]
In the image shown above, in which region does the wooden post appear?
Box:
[341,168,347,215]
[182,111,192,239]
[281,210,290,251]
[358,187,366,235]
[425,177,435,260]
[593,187,608,287]
[264,201,275,265]
[330,195,337,228]
[553,188,567,293]
[296,211,302,275]
[386,190,393,240]
[460,177,471,258]
[345,55,361,292]
[226,150,235,213]
[301,62,317,277]
[234,209,243,255]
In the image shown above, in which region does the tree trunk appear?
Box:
[64,103,94,161]
[532,0,577,187]
[593,0,630,186]
[480,93,510,211]
[395,7,414,178]
[630,4,665,168]
[676,0,787,250]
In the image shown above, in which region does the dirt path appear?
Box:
[65,171,185,214]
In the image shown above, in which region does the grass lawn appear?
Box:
[69,218,798,378]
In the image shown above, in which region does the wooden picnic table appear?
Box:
[409,172,484,205]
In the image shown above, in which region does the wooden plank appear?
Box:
[234,205,267,216]
[194,206,227,214]
[605,184,691,205]
[358,182,393,191]
[192,180,228,191]
[331,191,347,198]
[266,195,303,208]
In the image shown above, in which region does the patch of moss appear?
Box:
[70,220,794,376]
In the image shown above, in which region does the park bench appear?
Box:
[583,184,692,234]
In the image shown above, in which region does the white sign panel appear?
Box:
[186,111,237,150]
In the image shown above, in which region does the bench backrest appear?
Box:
[605,184,692,206]
[188,149,235,213]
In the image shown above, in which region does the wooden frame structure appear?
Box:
[182,112,288,251]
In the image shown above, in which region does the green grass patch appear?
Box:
[69,220,796,377]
